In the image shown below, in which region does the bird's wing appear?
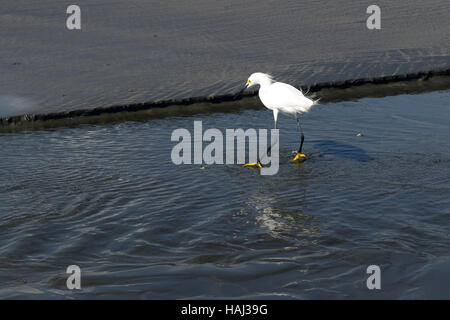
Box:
[267,82,313,109]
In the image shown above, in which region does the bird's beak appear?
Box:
[234,80,251,99]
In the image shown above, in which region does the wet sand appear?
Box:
[1,0,449,116]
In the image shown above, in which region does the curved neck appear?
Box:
[258,78,272,88]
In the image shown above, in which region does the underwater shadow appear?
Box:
[312,140,374,162]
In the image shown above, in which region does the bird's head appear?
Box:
[245,72,273,88]
[234,72,274,99]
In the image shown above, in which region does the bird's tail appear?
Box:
[299,86,320,106]
[297,95,320,114]
[312,97,321,105]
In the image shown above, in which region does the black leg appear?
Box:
[293,114,307,161]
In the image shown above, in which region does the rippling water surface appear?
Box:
[0,90,449,299]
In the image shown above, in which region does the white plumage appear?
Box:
[246,72,316,122]
[260,82,314,113]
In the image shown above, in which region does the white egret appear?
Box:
[238,72,319,168]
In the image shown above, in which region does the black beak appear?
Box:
[233,84,248,100]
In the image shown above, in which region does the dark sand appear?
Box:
[1,71,449,132]
[1,0,449,116]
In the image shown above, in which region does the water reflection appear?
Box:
[236,187,320,242]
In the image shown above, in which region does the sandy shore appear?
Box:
[1,0,449,117]
[1,69,449,132]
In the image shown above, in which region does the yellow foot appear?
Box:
[292,153,307,161]
[243,162,262,168]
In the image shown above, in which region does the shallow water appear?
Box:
[0,90,449,299]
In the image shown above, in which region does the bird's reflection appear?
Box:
[236,190,320,240]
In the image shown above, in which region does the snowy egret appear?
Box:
[238,72,318,167]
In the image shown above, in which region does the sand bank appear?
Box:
[1,68,449,133]
[1,1,449,117]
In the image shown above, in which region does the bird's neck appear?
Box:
[258,79,272,89]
